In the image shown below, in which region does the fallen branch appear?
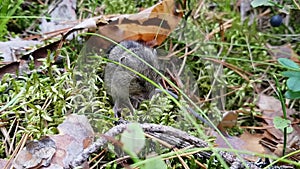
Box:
[69,123,260,169]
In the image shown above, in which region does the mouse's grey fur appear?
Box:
[105,41,160,117]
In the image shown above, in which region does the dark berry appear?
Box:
[270,15,283,27]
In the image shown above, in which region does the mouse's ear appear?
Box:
[119,41,139,49]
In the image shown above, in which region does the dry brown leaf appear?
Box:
[49,134,90,169]
[265,43,300,63]
[46,114,94,168]
[213,131,266,161]
[93,0,183,49]
[0,40,61,78]
[214,134,244,149]
[20,40,61,67]
[0,62,21,79]
[13,137,56,169]
[239,132,266,161]
[218,111,238,128]
[257,94,295,124]
[57,114,94,141]
[0,38,41,62]
[262,123,284,141]
[213,94,300,161]
[256,94,300,158]
[12,114,94,169]
[261,130,300,160]
[216,111,238,136]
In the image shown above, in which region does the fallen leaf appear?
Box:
[0,40,61,79]
[256,94,300,158]
[40,0,77,40]
[0,38,41,62]
[90,0,183,50]
[266,43,300,63]
[213,131,266,161]
[218,111,238,128]
[239,132,266,161]
[21,40,61,68]
[13,137,56,169]
[47,114,94,168]
[57,114,94,142]
[0,62,20,79]
[12,114,94,169]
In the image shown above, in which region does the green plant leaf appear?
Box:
[144,157,167,169]
[0,0,23,40]
[121,123,145,154]
[273,116,293,133]
[285,90,300,99]
[251,0,273,8]
[41,112,53,121]
[287,77,300,92]
[281,71,300,77]
[278,58,300,69]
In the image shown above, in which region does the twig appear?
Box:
[204,57,252,81]
[173,147,190,169]
[69,123,260,168]
[205,19,234,41]
[4,133,30,169]
[100,155,131,169]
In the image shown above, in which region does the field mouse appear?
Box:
[105,41,160,117]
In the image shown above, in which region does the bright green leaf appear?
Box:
[273,116,289,128]
[278,58,300,69]
[281,71,300,78]
[251,0,273,8]
[121,123,145,154]
[287,77,300,92]
[41,112,53,121]
[286,126,293,133]
[273,116,293,133]
[285,90,300,99]
[145,157,167,169]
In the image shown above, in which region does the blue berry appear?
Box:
[270,15,283,27]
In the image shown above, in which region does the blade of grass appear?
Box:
[274,75,287,156]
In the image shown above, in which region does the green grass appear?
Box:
[0,0,23,40]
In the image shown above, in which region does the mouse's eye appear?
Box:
[119,56,126,62]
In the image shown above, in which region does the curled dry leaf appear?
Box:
[12,114,94,169]
[0,40,60,79]
[211,94,300,161]
[13,137,56,169]
[218,111,238,128]
[92,0,183,50]
[47,114,94,169]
